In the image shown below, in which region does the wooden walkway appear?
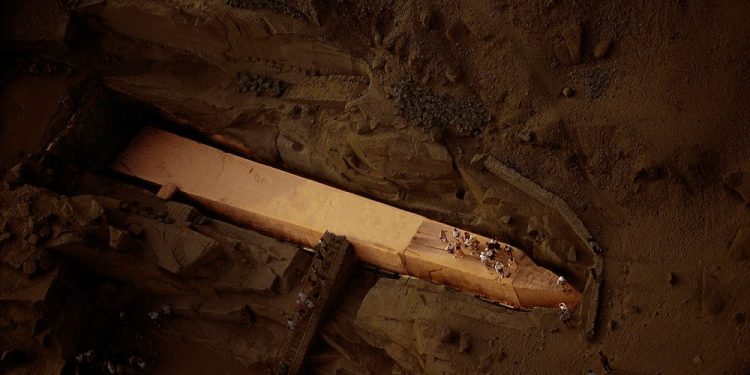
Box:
[275,232,357,375]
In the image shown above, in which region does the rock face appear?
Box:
[0,183,310,371]
[356,277,559,374]
[137,218,219,275]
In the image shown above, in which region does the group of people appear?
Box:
[74,349,150,374]
[439,228,518,279]
[287,240,332,331]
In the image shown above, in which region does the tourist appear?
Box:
[287,318,295,330]
[295,301,307,317]
[598,352,613,373]
[588,238,602,254]
[453,228,460,240]
[486,247,496,260]
[557,276,566,286]
[469,238,480,254]
[504,244,513,260]
[508,258,518,270]
[445,243,455,254]
[453,244,465,258]
[297,291,307,303]
[479,252,491,269]
[439,229,449,243]
[494,261,505,276]
[306,299,315,310]
[559,303,571,324]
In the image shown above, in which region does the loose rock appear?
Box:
[561,87,575,98]
[393,79,490,136]
[458,332,471,353]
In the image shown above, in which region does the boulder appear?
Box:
[68,196,105,226]
[141,220,219,274]
[165,201,199,223]
[156,183,178,200]
[108,226,133,252]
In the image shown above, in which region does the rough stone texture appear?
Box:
[165,201,199,224]
[483,157,596,254]
[729,227,750,261]
[136,218,219,274]
[561,23,583,65]
[225,0,310,22]
[356,277,559,374]
[156,183,178,200]
[594,38,612,59]
[702,271,725,316]
[237,72,287,97]
[107,226,132,251]
[724,167,750,204]
[0,0,70,48]
[393,79,490,136]
[285,75,368,108]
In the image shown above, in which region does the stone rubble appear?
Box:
[225,0,307,21]
[237,72,287,97]
[392,79,490,136]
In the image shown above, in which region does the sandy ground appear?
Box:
[1,0,749,374]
